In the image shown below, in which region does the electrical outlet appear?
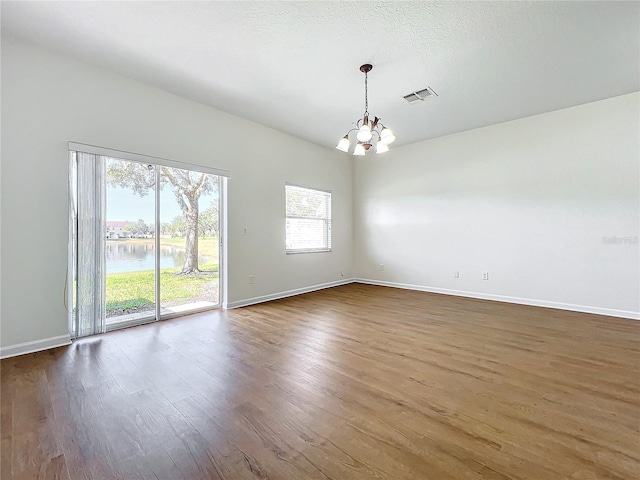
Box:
[379,264,385,271]
[249,275,254,284]
[454,270,460,278]
[243,228,248,236]
[340,271,344,277]
[482,271,489,280]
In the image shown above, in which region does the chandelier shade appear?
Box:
[357,123,372,142]
[336,64,395,156]
[380,127,396,145]
[336,135,350,152]
[353,143,366,156]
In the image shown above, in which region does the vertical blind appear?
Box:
[69,152,107,337]
[285,184,332,253]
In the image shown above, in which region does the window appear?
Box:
[286,184,331,253]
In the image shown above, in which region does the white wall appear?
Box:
[354,93,640,318]
[0,38,353,349]
[2,37,637,355]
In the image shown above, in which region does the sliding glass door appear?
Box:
[69,146,226,337]
[105,158,157,326]
[159,167,221,316]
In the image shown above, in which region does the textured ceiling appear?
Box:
[2,1,639,149]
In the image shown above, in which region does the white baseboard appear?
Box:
[227,279,354,309]
[0,334,72,360]
[3,279,631,360]
[354,278,640,321]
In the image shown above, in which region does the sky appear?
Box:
[106,185,217,224]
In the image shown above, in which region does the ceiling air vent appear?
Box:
[403,87,438,104]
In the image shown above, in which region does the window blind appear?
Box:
[285,184,331,253]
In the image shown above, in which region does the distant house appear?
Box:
[106,221,131,239]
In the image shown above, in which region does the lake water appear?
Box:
[106,242,209,274]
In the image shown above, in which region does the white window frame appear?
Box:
[285,183,332,254]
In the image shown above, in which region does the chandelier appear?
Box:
[336,64,396,155]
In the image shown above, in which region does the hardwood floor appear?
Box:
[1,283,639,479]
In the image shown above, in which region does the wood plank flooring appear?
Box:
[1,283,639,479]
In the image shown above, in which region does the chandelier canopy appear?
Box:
[336,64,395,155]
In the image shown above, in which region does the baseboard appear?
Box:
[227,279,355,309]
[1,281,633,359]
[0,334,72,360]
[354,278,640,321]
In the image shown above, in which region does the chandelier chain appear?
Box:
[364,70,369,117]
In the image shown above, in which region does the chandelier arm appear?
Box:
[343,128,359,136]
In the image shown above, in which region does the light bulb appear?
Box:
[380,128,396,145]
[353,143,366,156]
[336,136,350,152]
[357,124,372,143]
[376,142,389,154]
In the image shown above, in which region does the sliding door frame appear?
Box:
[69,142,230,334]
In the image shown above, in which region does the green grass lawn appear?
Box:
[105,235,219,314]
[106,263,218,312]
